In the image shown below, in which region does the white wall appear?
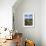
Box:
[0,0,16,30]
[41,0,46,46]
[13,0,41,46]
[13,0,46,46]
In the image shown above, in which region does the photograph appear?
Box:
[24,14,33,26]
[23,12,34,27]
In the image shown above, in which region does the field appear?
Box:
[25,19,33,26]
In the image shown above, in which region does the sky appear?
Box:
[24,14,33,19]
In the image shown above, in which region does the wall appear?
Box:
[41,0,46,46]
[13,0,41,46]
[0,0,16,39]
[0,0,16,30]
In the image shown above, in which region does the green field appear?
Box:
[25,19,33,26]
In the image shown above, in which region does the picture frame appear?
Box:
[23,12,34,27]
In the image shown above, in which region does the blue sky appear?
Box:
[24,14,32,19]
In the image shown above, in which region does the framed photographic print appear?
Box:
[23,12,34,27]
